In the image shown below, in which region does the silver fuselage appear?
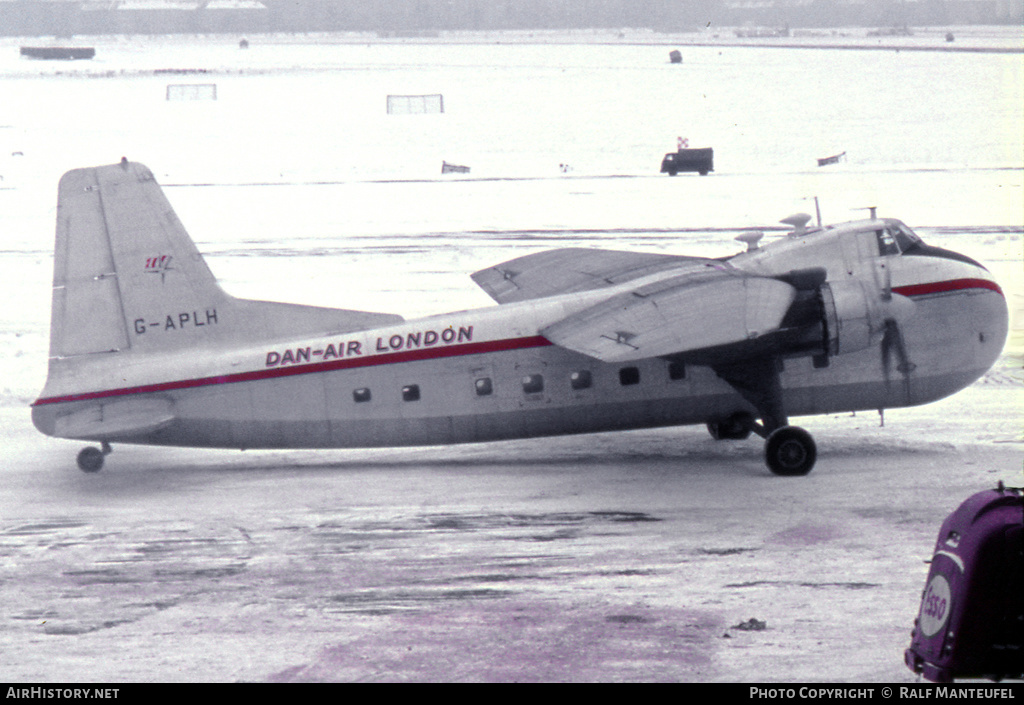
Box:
[32,225,1008,450]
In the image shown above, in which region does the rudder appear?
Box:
[50,160,229,357]
[47,160,403,361]
[34,160,403,441]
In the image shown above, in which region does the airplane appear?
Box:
[31,161,1008,475]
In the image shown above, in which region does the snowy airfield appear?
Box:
[0,29,1021,682]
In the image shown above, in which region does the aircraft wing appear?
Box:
[471,248,713,304]
[540,270,798,363]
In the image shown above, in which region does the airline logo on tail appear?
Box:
[143,254,174,281]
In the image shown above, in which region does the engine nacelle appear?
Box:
[819,278,884,354]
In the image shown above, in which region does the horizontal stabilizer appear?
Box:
[472,248,714,304]
[541,273,797,362]
[231,298,403,342]
[53,397,175,440]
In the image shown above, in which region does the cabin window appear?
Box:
[668,361,686,380]
[521,374,544,394]
[570,370,592,390]
[475,377,493,396]
[353,388,371,403]
[402,384,420,402]
[619,367,640,386]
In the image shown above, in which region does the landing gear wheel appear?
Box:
[707,412,755,441]
[764,426,816,476]
[77,447,105,473]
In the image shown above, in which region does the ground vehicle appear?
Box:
[660,147,714,176]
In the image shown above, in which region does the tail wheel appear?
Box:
[76,442,111,473]
[77,447,104,473]
[764,426,816,476]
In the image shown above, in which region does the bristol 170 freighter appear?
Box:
[32,161,1008,475]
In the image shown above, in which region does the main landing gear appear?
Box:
[77,442,111,473]
[708,415,817,476]
[763,426,816,477]
[710,359,818,476]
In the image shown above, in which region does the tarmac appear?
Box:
[0,376,1019,682]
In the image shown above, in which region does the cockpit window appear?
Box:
[876,220,922,256]
[876,227,900,256]
[889,220,922,251]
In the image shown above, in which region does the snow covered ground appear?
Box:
[0,31,1020,682]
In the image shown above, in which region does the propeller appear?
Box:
[880,316,916,388]
[814,268,917,385]
[874,259,916,392]
[876,285,917,396]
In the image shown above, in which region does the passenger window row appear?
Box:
[353,384,420,403]
[351,362,686,403]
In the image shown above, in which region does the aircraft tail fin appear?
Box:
[47,161,402,361]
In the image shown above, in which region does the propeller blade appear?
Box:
[876,291,915,328]
[880,319,898,385]
[880,318,917,393]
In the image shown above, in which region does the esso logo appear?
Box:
[919,574,952,637]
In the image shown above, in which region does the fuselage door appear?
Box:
[839,226,875,278]
[840,225,899,297]
[872,224,904,297]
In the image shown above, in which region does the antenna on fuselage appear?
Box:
[855,206,878,219]
[735,231,764,252]
[802,196,823,226]
[780,213,813,236]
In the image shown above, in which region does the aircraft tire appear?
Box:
[77,447,104,473]
[764,426,816,476]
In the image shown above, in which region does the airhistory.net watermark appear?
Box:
[6,689,118,699]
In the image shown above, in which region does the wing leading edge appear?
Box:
[473,247,799,363]
[471,247,714,304]
[541,270,798,363]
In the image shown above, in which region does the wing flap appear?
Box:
[471,248,713,304]
[541,274,798,362]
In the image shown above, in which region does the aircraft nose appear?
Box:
[951,265,1009,369]
[890,253,1009,404]
[904,241,988,270]
[897,242,1006,302]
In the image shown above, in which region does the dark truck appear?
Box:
[660,147,713,176]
